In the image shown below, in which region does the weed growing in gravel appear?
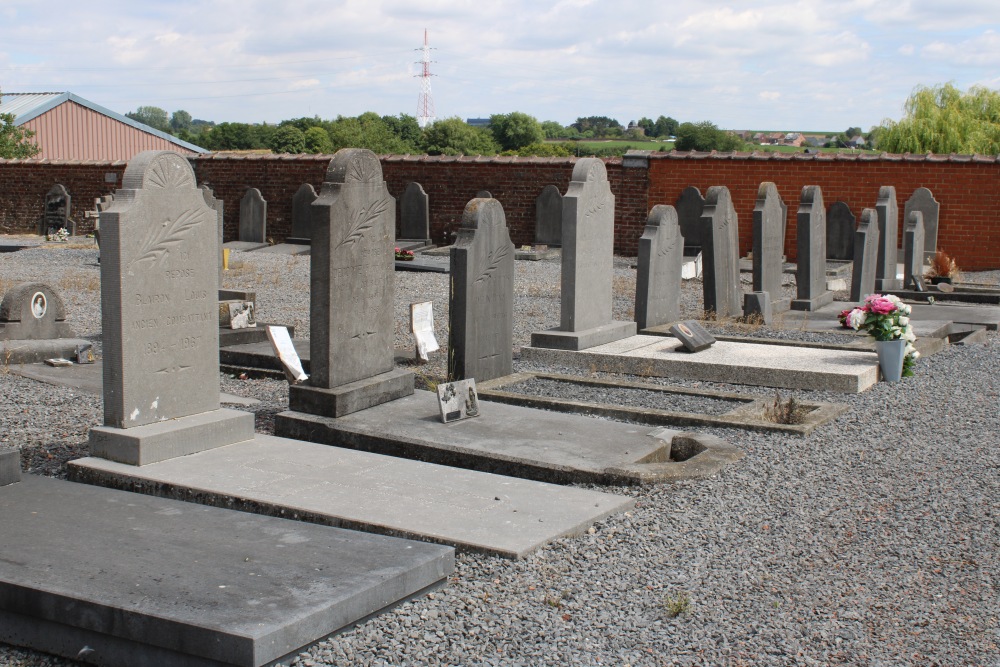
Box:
[58,273,100,293]
[663,591,691,618]
[762,391,808,424]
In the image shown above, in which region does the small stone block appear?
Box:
[743,292,773,324]
[437,379,480,423]
[89,408,255,466]
[289,368,415,418]
[75,343,95,364]
[669,320,716,352]
[530,320,637,352]
[0,449,20,486]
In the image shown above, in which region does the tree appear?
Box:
[636,117,655,136]
[303,126,333,154]
[653,115,679,138]
[845,126,863,139]
[674,121,746,151]
[202,122,263,150]
[571,116,622,138]
[873,83,1000,154]
[126,106,171,133]
[0,112,40,158]
[170,110,193,133]
[421,117,499,156]
[488,112,545,151]
[381,114,422,148]
[541,120,568,139]
[269,125,306,154]
[327,113,413,154]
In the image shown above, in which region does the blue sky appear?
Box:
[2,0,999,132]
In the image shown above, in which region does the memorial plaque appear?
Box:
[410,301,440,362]
[874,186,899,291]
[669,320,716,352]
[227,301,256,329]
[239,187,267,243]
[635,204,684,329]
[436,379,480,423]
[701,186,742,318]
[534,184,563,246]
[850,208,880,302]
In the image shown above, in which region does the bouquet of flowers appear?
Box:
[394,247,415,261]
[839,294,918,377]
[47,227,70,243]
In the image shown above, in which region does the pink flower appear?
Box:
[866,296,896,315]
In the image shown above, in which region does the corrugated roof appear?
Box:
[0,91,208,154]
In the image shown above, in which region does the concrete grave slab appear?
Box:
[0,475,452,667]
[223,240,270,252]
[70,433,632,559]
[521,335,880,393]
[252,243,310,255]
[0,338,94,366]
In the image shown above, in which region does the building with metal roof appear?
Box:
[0,92,208,160]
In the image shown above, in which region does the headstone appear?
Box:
[42,184,71,237]
[475,190,492,199]
[239,187,267,243]
[790,185,833,311]
[399,182,431,243]
[410,301,439,362]
[826,201,856,260]
[903,210,926,291]
[751,182,789,313]
[288,149,414,418]
[904,187,940,264]
[449,198,514,382]
[701,186,742,318]
[89,150,254,465]
[437,378,480,423]
[669,320,716,352]
[289,183,318,242]
[199,185,224,280]
[635,204,684,329]
[850,208,880,302]
[529,158,636,350]
[534,184,563,246]
[874,186,899,291]
[676,186,706,255]
[0,283,74,340]
[742,291,772,324]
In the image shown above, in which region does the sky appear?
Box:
[2,0,1000,133]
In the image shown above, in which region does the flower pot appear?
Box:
[875,339,906,383]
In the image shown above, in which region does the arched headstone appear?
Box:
[701,186,742,318]
[791,186,833,311]
[635,205,684,329]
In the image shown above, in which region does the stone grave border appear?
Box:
[477,372,849,436]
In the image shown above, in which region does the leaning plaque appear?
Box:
[669,320,717,353]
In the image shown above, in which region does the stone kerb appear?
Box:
[874,186,899,291]
[903,210,926,290]
[904,187,940,264]
[701,186,742,318]
[635,205,683,329]
[850,208,880,302]
[751,182,789,313]
[89,150,254,465]
[448,198,514,382]
[790,185,833,311]
[288,148,414,418]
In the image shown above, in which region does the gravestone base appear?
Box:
[743,292,774,324]
[0,338,93,365]
[790,291,834,312]
[530,320,637,352]
[875,278,900,292]
[289,368,415,418]
[89,408,255,466]
[396,239,433,252]
[285,236,311,245]
[0,449,20,486]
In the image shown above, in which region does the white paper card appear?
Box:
[266,325,308,384]
[410,301,440,361]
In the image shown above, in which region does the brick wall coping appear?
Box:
[640,149,1000,164]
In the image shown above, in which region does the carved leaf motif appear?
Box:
[337,195,390,249]
[155,365,191,374]
[584,194,609,220]
[657,235,678,258]
[147,156,194,190]
[127,208,208,272]
[475,243,510,284]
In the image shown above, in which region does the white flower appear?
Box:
[847,309,867,330]
[898,316,910,326]
[903,331,916,342]
[912,351,921,360]
[905,343,915,354]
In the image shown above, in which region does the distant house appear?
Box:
[466,118,491,128]
[0,92,207,161]
[783,132,805,147]
[846,136,867,149]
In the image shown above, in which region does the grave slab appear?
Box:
[0,338,93,365]
[251,243,310,255]
[0,449,19,486]
[0,475,452,667]
[521,335,880,393]
[223,240,269,252]
[69,434,632,559]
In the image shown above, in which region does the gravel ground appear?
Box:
[1,237,998,666]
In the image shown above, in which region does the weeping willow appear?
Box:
[874,83,1000,155]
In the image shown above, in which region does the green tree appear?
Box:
[571,116,622,137]
[489,112,545,151]
[845,126,863,139]
[381,114,422,149]
[170,110,193,133]
[328,113,412,154]
[126,106,171,133]
[874,83,1000,154]
[202,122,262,150]
[653,115,679,138]
[636,117,655,135]
[303,126,333,154]
[501,142,573,157]
[0,112,40,158]
[421,117,500,156]
[269,125,306,154]
[674,121,746,151]
[541,120,568,139]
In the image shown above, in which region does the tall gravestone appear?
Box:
[903,210,926,290]
[534,184,563,246]
[676,186,706,255]
[399,182,431,244]
[239,187,267,243]
[701,186,742,318]
[89,151,254,465]
[904,187,940,264]
[826,201,856,260]
[448,198,514,382]
[42,184,72,237]
[874,186,899,291]
[289,183,318,243]
[751,182,789,313]
[530,158,635,350]
[850,209,880,302]
[199,185,224,280]
[288,149,413,418]
[635,205,684,329]
[791,185,833,311]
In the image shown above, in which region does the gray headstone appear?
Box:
[701,186,742,318]
[742,291,772,325]
[199,185,224,281]
[475,190,492,199]
[903,210,926,291]
[399,182,430,242]
[635,205,684,329]
[904,187,940,264]
[534,184,563,246]
[676,186,706,254]
[42,184,71,236]
[790,185,833,311]
[239,187,267,243]
[752,182,787,311]
[826,201,856,260]
[89,151,253,464]
[850,208,880,302]
[290,183,318,241]
[874,186,899,291]
[448,198,514,382]
[289,149,414,418]
[0,282,74,340]
[529,158,635,350]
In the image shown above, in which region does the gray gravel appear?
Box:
[1,237,998,666]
